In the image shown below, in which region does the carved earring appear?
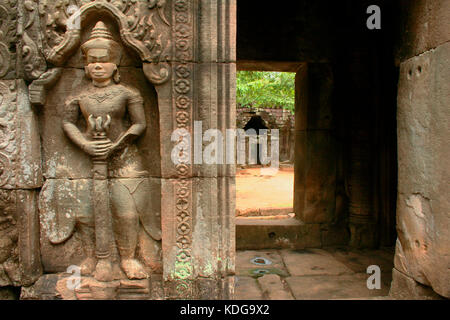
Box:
[113,67,120,84]
[84,66,91,79]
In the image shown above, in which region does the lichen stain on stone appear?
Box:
[202,262,214,277]
[21,162,32,180]
[39,182,56,236]
[46,159,57,177]
[173,261,193,280]
[405,194,428,219]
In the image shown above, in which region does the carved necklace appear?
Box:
[88,89,121,103]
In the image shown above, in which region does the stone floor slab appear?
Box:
[286,274,391,300]
[324,247,394,274]
[257,274,294,300]
[236,250,289,277]
[280,249,353,276]
[234,276,264,300]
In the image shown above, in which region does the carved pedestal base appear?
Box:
[21,273,164,300]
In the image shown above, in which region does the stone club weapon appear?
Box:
[88,114,113,263]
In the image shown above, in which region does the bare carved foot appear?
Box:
[121,259,148,280]
[80,257,96,276]
[94,259,113,282]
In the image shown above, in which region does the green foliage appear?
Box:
[236,71,295,113]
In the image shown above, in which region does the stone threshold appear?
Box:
[236,207,294,217]
[236,217,322,250]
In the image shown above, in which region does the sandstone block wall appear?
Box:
[391,0,450,299]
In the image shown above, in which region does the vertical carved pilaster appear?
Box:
[346,50,377,248]
[0,0,18,80]
[160,0,236,299]
[0,78,42,287]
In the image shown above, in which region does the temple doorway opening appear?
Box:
[235,71,296,220]
[235,2,400,299]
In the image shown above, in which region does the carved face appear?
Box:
[85,48,116,83]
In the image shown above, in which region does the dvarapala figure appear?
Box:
[62,21,158,281]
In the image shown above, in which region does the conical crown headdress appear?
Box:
[81,21,122,65]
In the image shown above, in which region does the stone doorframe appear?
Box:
[20,0,236,299]
[238,61,343,236]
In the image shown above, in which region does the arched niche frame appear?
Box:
[28,0,202,298]
[30,0,171,104]
[28,0,183,178]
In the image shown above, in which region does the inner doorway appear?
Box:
[235,70,296,219]
[234,0,399,300]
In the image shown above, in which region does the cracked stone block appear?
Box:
[234,276,263,300]
[258,274,294,300]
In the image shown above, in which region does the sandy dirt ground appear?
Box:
[236,167,294,211]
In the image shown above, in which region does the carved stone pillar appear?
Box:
[393,33,450,298]
[158,0,236,299]
[0,0,43,289]
[346,51,377,248]
[294,63,337,225]
[0,0,236,300]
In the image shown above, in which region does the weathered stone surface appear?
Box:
[234,276,263,300]
[236,250,289,278]
[395,0,450,63]
[0,0,17,80]
[17,190,42,286]
[0,80,42,189]
[195,0,236,63]
[286,273,390,300]
[395,41,450,298]
[20,274,60,300]
[324,247,394,274]
[280,249,353,277]
[235,248,395,300]
[258,274,294,300]
[161,176,235,291]
[20,273,157,300]
[0,81,42,289]
[236,217,321,250]
[149,274,165,300]
[390,268,444,300]
[0,189,19,287]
